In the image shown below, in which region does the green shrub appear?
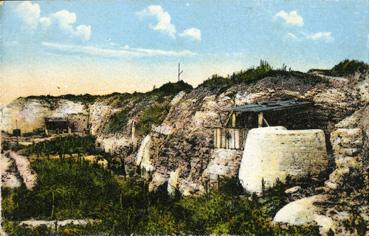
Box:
[105,109,130,133]
[150,80,193,97]
[136,104,170,135]
[330,59,369,76]
[199,60,328,90]
[200,74,233,90]
[24,135,96,157]
[2,161,319,235]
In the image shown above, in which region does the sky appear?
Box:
[0,0,368,105]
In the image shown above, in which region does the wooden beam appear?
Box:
[231,113,236,127]
[258,112,264,127]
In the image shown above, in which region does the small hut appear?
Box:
[213,99,312,150]
[44,117,70,135]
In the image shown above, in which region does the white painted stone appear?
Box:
[238,127,328,193]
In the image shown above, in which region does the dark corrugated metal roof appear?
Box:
[45,117,68,122]
[233,100,311,113]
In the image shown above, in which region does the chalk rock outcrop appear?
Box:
[202,149,242,188]
[239,127,328,193]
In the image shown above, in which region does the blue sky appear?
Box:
[0,0,368,104]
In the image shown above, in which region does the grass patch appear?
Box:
[136,104,170,135]
[104,109,130,133]
[23,135,96,158]
[330,59,369,76]
[2,161,319,235]
[199,60,328,91]
[150,80,193,97]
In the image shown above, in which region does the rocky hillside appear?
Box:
[1,60,368,233]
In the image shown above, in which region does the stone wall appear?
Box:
[238,126,328,193]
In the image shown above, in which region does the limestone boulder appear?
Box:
[274,195,335,234]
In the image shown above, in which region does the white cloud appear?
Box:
[306,32,334,42]
[42,42,196,58]
[275,10,304,27]
[41,10,92,40]
[180,27,201,41]
[39,17,52,29]
[14,1,41,29]
[286,32,298,40]
[75,25,92,41]
[51,10,77,33]
[14,2,91,41]
[137,5,176,37]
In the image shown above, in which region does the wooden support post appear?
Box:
[231,112,236,128]
[216,128,221,148]
[258,112,264,127]
[131,121,136,142]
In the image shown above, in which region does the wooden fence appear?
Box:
[213,128,247,150]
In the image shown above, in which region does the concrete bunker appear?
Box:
[212,99,329,193]
[238,126,328,193]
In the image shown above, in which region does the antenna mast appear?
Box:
[177,63,183,81]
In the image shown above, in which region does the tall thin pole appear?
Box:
[177,63,183,81]
[0,108,5,236]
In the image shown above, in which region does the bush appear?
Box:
[3,159,120,221]
[199,60,274,90]
[150,80,193,97]
[199,60,328,90]
[330,59,369,76]
[136,104,170,135]
[200,74,233,90]
[105,109,130,133]
[2,161,320,235]
[24,135,96,157]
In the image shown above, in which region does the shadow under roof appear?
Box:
[233,100,311,113]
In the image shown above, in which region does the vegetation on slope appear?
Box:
[104,109,130,133]
[150,80,193,97]
[24,80,192,109]
[21,59,368,109]
[330,59,369,76]
[3,137,320,235]
[136,103,170,135]
[100,80,192,134]
[2,158,319,235]
[25,94,103,106]
[23,135,96,158]
[309,59,369,77]
[199,60,326,91]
